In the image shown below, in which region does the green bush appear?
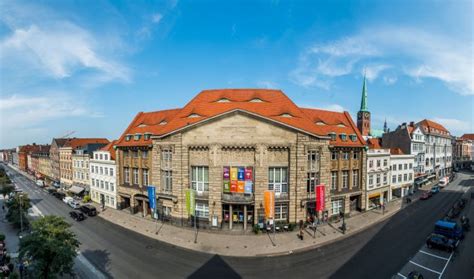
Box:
[0,233,5,241]
[253,224,260,234]
[82,195,91,203]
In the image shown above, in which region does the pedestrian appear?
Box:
[298,220,304,240]
[1,205,4,211]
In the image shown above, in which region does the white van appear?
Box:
[63,196,74,204]
[438,177,449,187]
[36,180,44,187]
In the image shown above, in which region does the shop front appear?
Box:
[367,189,389,209]
[222,203,254,230]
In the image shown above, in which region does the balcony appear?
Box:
[222,193,254,203]
[275,192,289,201]
[195,191,209,200]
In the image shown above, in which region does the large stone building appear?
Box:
[72,143,108,193]
[59,138,109,188]
[417,120,452,179]
[115,89,366,231]
[90,141,118,209]
[453,134,473,170]
[18,144,49,172]
[50,138,69,183]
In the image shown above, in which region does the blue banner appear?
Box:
[147,186,156,210]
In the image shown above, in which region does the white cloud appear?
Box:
[1,24,130,82]
[383,75,398,85]
[256,80,278,89]
[364,64,391,82]
[291,26,473,95]
[299,103,346,112]
[152,13,163,24]
[432,117,471,133]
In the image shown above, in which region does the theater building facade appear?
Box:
[115,89,366,230]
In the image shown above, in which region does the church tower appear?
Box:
[357,75,371,137]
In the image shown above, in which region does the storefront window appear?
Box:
[331,199,343,216]
[275,203,288,221]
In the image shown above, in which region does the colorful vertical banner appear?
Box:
[230,167,238,181]
[237,181,245,193]
[147,186,156,210]
[264,190,275,219]
[245,167,253,180]
[185,189,196,216]
[244,180,253,193]
[237,167,245,180]
[230,180,238,192]
[223,167,230,179]
[223,180,230,193]
[316,184,325,211]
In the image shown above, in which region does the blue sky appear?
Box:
[0,0,473,148]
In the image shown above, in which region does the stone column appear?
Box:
[244,205,247,230]
[229,204,233,230]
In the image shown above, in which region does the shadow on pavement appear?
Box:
[81,249,113,278]
[458,179,474,187]
[188,254,241,279]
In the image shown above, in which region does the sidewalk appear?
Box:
[99,198,406,257]
[0,197,19,259]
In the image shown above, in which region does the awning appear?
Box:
[368,193,381,199]
[68,186,85,194]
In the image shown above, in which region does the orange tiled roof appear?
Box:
[367,138,382,149]
[19,144,50,154]
[65,138,109,149]
[115,89,366,147]
[417,119,450,136]
[100,140,117,160]
[461,134,474,141]
[390,148,405,155]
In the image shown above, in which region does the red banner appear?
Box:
[316,184,325,211]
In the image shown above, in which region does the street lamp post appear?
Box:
[19,194,23,237]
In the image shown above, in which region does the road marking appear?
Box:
[419,250,450,260]
[76,252,106,279]
[397,273,407,279]
[409,260,442,274]
[438,250,454,279]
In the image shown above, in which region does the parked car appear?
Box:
[36,180,44,187]
[47,188,57,194]
[434,220,463,240]
[431,186,440,194]
[53,192,66,200]
[407,271,424,279]
[426,233,456,252]
[79,205,97,216]
[420,191,432,200]
[63,196,73,204]
[69,211,85,221]
[446,207,462,219]
[68,200,81,209]
[52,181,61,188]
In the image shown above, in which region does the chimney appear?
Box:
[410,121,414,126]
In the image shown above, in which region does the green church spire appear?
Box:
[360,74,368,112]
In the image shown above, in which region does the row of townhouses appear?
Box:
[1,79,465,232]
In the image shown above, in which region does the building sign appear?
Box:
[147,186,156,210]
[223,166,254,194]
[185,189,196,216]
[264,190,275,218]
[316,184,325,211]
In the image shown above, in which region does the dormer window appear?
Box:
[337,123,346,128]
[329,132,336,141]
[249,98,263,103]
[350,134,357,142]
[340,133,347,141]
[125,134,132,141]
[134,134,141,141]
[187,113,201,118]
[159,120,167,125]
[138,124,147,127]
[315,121,326,126]
[216,98,230,103]
[144,133,152,140]
[280,113,292,118]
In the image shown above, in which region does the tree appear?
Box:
[0,183,15,198]
[6,193,31,229]
[19,216,80,278]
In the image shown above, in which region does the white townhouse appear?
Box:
[389,148,415,199]
[90,141,118,209]
[417,120,452,180]
[366,139,391,209]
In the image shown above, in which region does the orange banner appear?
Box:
[264,190,275,219]
[237,181,245,193]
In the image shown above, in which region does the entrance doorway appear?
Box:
[350,195,361,212]
[222,204,254,230]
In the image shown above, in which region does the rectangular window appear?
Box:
[342,152,349,160]
[191,166,209,192]
[100,181,104,189]
[195,202,209,218]
[92,179,95,187]
[110,197,115,206]
[307,172,320,193]
[110,183,114,192]
[369,175,373,186]
[110,168,114,176]
[142,169,149,186]
[105,168,108,175]
[383,159,388,167]
[392,175,396,183]
[100,167,103,175]
[404,174,408,181]
[331,199,343,216]
[133,151,138,158]
[404,164,408,170]
[105,181,109,191]
[133,168,139,185]
[331,171,338,190]
[369,160,373,168]
[268,167,288,194]
[91,166,94,173]
[376,160,381,167]
[124,167,130,183]
[95,166,98,173]
[353,152,358,160]
[331,151,338,160]
[162,170,172,192]
[342,171,348,188]
[352,170,358,188]
[398,174,402,182]
[409,173,412,180]
[376,174,381,186]
[104,154,108,160]
[100,154,103,160]
[142,150,148,159]
[383,174,387,184]
[161,149,172,169]
[409,163,413,169]
[275,203,288,221]
[307,151,320,193]
[398,164,402,170]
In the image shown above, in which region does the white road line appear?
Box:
[419,250,450,260]
[409,260,442,275]
[438,250,454,279]
[397,272,407,279]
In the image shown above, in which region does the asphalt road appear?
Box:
[3,163,472,279]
